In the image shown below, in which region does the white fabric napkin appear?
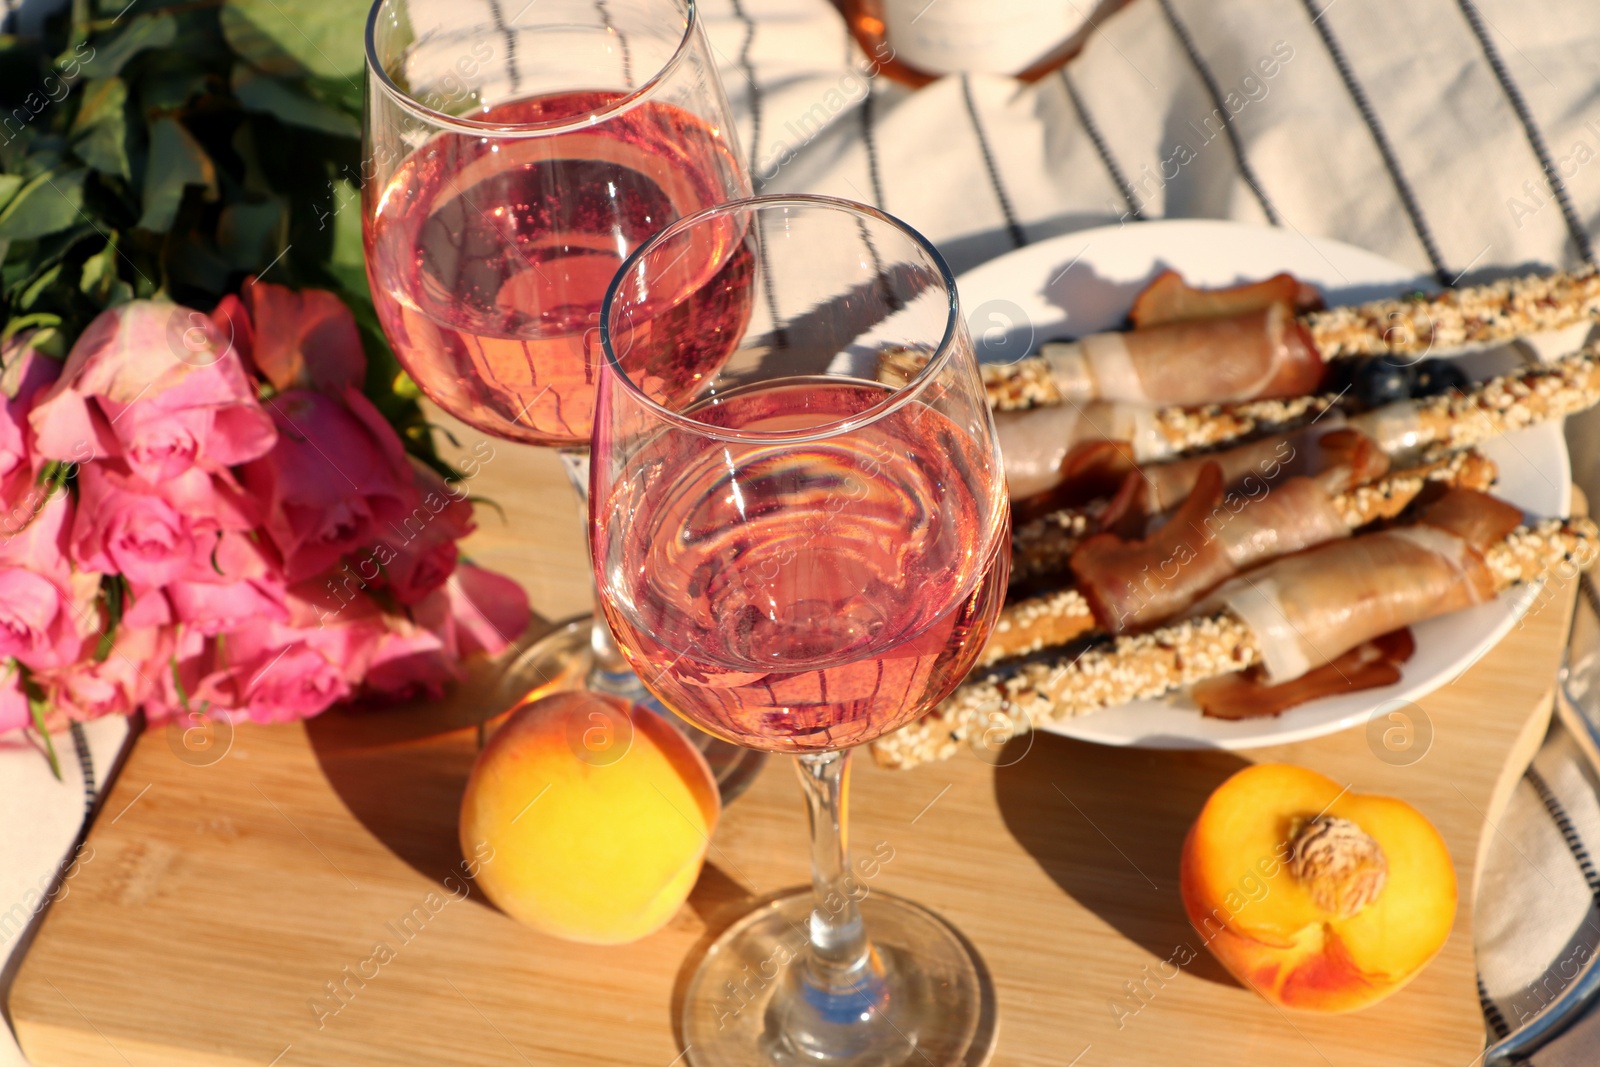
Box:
[4,0,1600,1061]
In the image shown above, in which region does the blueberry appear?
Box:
[1412,358,1469,397]
[1352,357,1413,407]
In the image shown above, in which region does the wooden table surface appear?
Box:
[8,415,1579,1066]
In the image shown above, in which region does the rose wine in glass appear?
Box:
[363,0,762,792]
[365,91,745,446]
[605,377,1006,751]
[594,196,1009,1066]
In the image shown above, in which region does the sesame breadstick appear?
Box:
[1358,348,1600,452]
[1306,266,1600,359]
[990,449,1498,663]
[873,517,1598,770]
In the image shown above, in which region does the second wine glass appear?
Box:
[593,195,1010,1066]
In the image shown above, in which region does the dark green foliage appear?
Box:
[0,0,438,465]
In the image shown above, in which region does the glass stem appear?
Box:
[795,750,879,995]
[557,447,637,695]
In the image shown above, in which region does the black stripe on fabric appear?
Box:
[1525,765,1600,904]
[861,78,886,211]
[1059,69,1145,221]
[1297,0,1453,287]
[1155,0,1280,226]
[484,0,520,94]
[1455,0,1597,267]
[70,721,95,818]
[1479,975,1513,1039]
[959,74,1027,249]
[729,0,763,185]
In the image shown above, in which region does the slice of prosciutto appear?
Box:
[1071,463,1356,633]
[1192,630,1416,720]
[1130,269,1325,328]
[1036,302,1325,407]
[1198,488,1524,684]
[997,400,1168,501]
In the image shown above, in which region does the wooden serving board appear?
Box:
[7,424,1580,1067]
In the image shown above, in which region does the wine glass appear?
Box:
[593,195,1009,1066]
[362,0,760,788]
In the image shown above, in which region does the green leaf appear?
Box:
[2,314,62,344]
[20,263,64,309]
[221,0,368,81]
[15,664,61,781]
[28,692,62,781]
[138,116,216,232]
[79,14,177,78]
[325,175,364,289]
[94,576,125,662]
[139,68,212,112]
[0,174,24,212]
[0,168,88,240]
[69,77,130,179]
[217,198,286,269]
[80,239,134,305]
[232,66,359,138]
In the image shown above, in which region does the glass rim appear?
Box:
[363,0,699,137]
[599,194,961,446]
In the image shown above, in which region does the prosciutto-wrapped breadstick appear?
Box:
[873,501,1598,770]
[886,268,1600,413]
[987,449,1498,664]
[1006,347,1600,528]
[879,347,1338,418]
[997,392,1340,500]
[1020,304,1323,407]
[1011,444,1494,587]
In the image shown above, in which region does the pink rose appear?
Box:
[370,465,474,605]
[71,464,196,587]
[362,618,457,699]
[0,495,96,671]
[157,612,384,726]
[29,300,277,482]
[0,333,63,498]
[225,641,350,723]
[167,575,289,633]
[242,389,417,582]
[245,281,366,393]
[0,570,90,670]
[209,294,255,371]
[416,561,530,659]
[203,617,383,723]
[0,668,29,734]
[167,531,289,636]
[41,625,171,722]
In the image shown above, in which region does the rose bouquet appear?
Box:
[0,281,530,772]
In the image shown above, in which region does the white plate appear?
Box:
[956,219,1572,749]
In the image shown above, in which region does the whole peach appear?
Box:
[459,691,720,945]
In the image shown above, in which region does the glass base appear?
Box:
[680,890,998,1067]
[494,616,768,805]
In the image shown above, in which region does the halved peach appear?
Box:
[1179,763,1456,1012]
